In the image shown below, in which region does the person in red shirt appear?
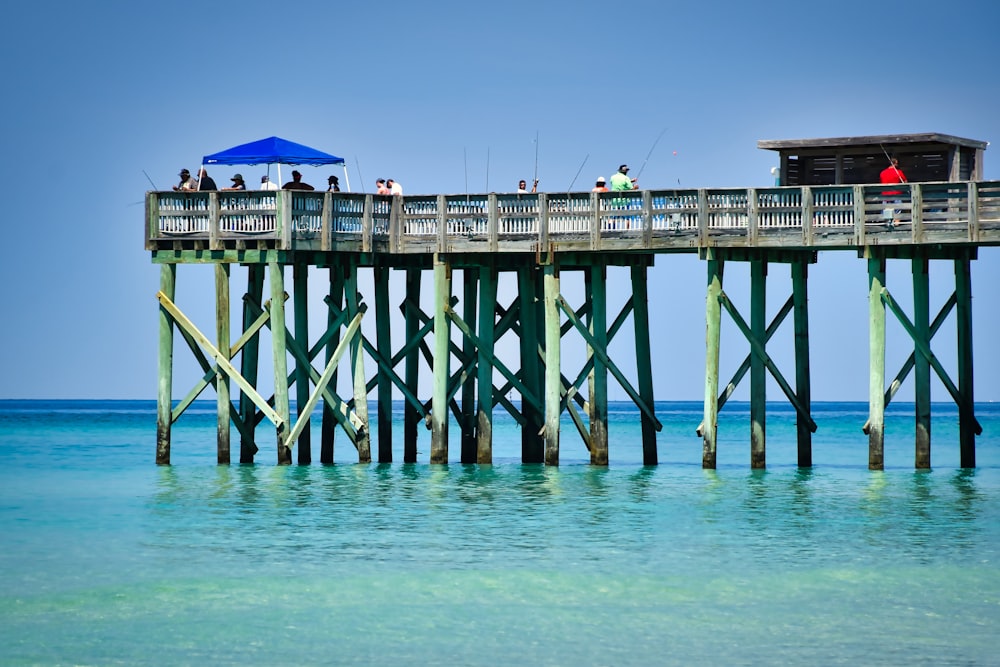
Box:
[880,157,907,196]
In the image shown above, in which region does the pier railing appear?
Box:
[146,181,1000,254]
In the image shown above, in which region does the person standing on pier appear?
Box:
[173,168,198,191]
[387,178,403,195]
[376,178,389,194]
[592,176,609,193]
[880,157,907,196]
[282,170,314,191]
[517,179,539,193]
[197,168,217,191]
[260,175,279,191]
[327,175,340,192]
[610,164,637,191]
[222,174,246,191]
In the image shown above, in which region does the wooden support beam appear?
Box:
[156,263,176,465]
[588,265,609,465]
[321,265,344,464]
[518,267,544,463]
[461,269,478,463]
[404,269,422,463]
[375,264,393,462]
[913,254,931,468]
[703,255,723,469]
[269,261,292,464]
[293,263,311,463]
[477,266,497,463]
[240,264,264,463]
[792,260,812,468]
[750,258,766,469]
[345,264,371,463]
[543,263,561,466]
[431,257,451,463]
[631,264,658,465]
[868,255,886,470]
[215,263,231,464]
[955,253,976,468]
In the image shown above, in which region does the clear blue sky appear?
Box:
[1,0,998,402]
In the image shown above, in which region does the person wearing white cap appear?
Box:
[592,176,608,193]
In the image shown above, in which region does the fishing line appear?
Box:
[568,154,589,191]
[636,127,668,180]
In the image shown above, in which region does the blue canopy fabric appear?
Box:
[202,136,345,166]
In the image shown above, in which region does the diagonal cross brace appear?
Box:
[557,295,662,431]
[880,287,982,435]
[718,293,818,433]
[157,291,283,430]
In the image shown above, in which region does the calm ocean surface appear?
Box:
[1,399,997,666]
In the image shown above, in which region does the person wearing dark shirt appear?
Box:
[197,168,218,191]
[222,173,246,191]
[282,170,314,191]
[327,175,340,192]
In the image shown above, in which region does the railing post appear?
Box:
[642,190,653,248]
[437,194,448,253]
[321,192,332,252]
[488,193,499,252]
[362,194,373,253]
[801,186,814,246]
[145,193,159,250]
[911,183,924,244]
[747,188,759,246]
[390,195,402,253]
[968,182,979,243]
[853,185,866,245]
[698,189,709,247]
[538,193,549,255]
[209,192,221,250]
[278,191,292,250]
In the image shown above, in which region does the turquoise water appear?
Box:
[1,401,998,666]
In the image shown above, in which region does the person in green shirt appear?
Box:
[609,164,637,191]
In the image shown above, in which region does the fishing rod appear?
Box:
[142,169,158,191]
[355,156,366,193]
[635,127,668,180]
[879,143,905,183]
[567,153,589,191]
[532,130,540,190]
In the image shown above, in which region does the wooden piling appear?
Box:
[588,265,609,465]
[404,268,421,463]
[240,264,264,463]
[750,258,767,469]
[345,263,371,463]
[375,264,393,463]
[912,253,931,469]
[518,266,544,463]
[476,265,497,464]
[955,252,976,468]
[320,264,344,464]
[792,259,812,467]
[631,264,658,465]
[702,254,723,469]
[431,256,451,463]
[268,261,292,465]
[156,263,175,465]
[293,263,311,463]
[867,255,886,470]
[461,269,478,464]
[215,263,231,464]
[543,263,561,466]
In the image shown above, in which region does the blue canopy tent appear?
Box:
[202,136,350,191]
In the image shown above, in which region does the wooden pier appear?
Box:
[148,134,998,469]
